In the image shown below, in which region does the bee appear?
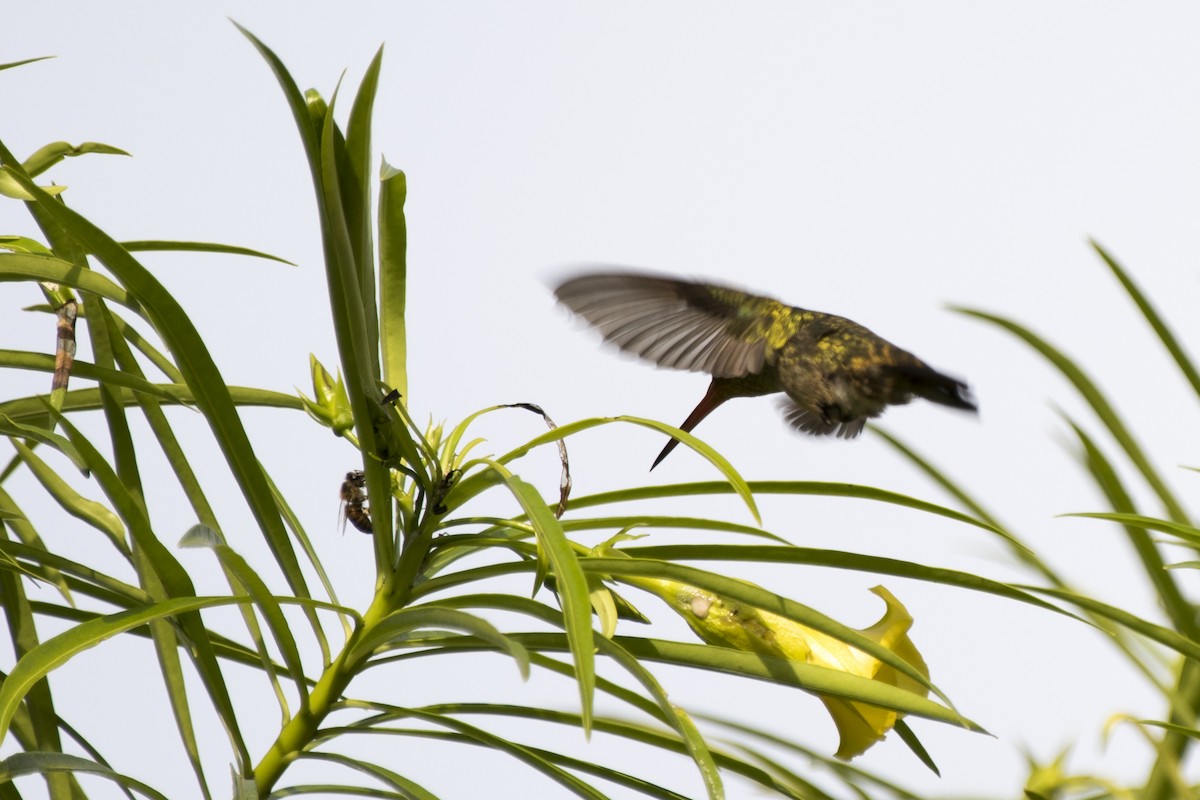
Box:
[340,470,373,534]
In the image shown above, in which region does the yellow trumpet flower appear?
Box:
[632,576,928,760]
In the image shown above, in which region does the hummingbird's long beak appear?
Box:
[651,379,730,470]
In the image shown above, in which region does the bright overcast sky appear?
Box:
[4,4,1200,797]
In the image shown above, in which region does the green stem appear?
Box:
[388,511,438,603]
[252,591,394,793]
[253,484,445,791]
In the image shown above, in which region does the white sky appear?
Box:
[3,3,1200,798]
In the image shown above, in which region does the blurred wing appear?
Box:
[554,272,801,378]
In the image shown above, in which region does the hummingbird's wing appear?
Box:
[554,272,802,378]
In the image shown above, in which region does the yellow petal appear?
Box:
[823,695,900,760]
[629,575,929,760]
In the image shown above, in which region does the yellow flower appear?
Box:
[632,575,929,760]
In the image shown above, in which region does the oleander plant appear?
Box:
[0,27,1195,800]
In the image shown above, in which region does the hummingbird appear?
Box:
[554,271,976,469]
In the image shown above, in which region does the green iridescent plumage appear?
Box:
[555,271,976,468]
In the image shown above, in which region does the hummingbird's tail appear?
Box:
[650,379,730,470]
[889,364,977,412]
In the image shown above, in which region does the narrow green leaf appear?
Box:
[1019,585,1200,662]
[343,708,612,800]
[954,306,1188,523]
[0,385,300,428]
[701,715,925,800]
[621,543,1076,619]
[619,416,760,522]
[1134,719,1200,740]
[0,235,53,254]
[1091,240,1200,402]
[264,467,348,649]
[232,24,320,177]
[263,785,411,799]
[95,306,216,554]
[893,719,939,776]
[107,311,185,383]
[0,166,63,200]
[378,160,407,401]
[0,350,180,402]
[0,414,88,472]
[0,535,147,604]
[1064,418,1196,639]
[11,439,126,549]
[872,428,1008,533]
[481,459,594,733]
[0,752,166,799]
[1062,511,1200,548]
[510,744,695,800]
[409,559,533,600]
[0,252,133,306]
[717,747,837,800]
[280,762,436,800]
[568,480,1014,547]
[662,705,722,800]
[351,605,530,679]
[0,550,74,798]
[450,416,760,526]
[562,515,787,543]
[0,595,236,745]
[120,240,294,265]
[25,600,316,684]
[344,46,385,326]
[22,141,130,178]
[147,619,213,799]
[0,56,54,72]
[295,751,441,799]
[215,545,310,704]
